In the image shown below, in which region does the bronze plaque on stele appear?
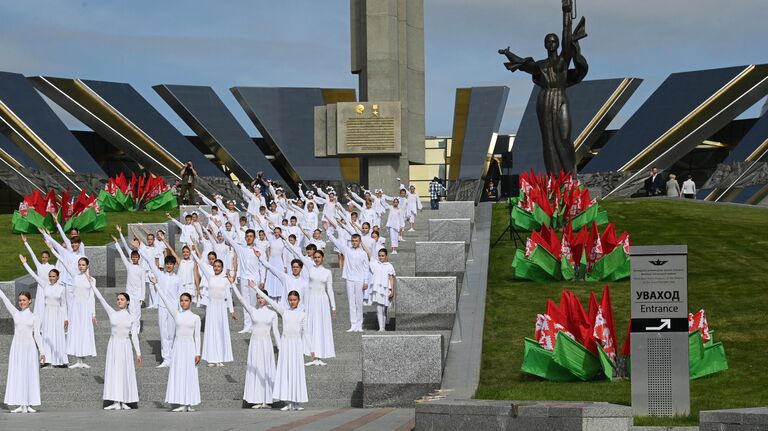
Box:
[336,101,401,155]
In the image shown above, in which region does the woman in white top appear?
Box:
[21,257,67,367]
[48,248,97,369]
[0,281,44,414]
[90,282,142,410]
[384,198,404,254]
[363,248,396,332]
[166,243,196,302]
[264,227,287,304]
[149,281,202,412]
[230,278,281,409]
[296,249,336,365]
[253,287,311,411]
[190,248,236,367]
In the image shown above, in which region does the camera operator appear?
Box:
[179,160,198,204]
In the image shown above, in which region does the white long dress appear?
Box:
[265,238,286,301]
[230,286,281,404]
[193,254,234,364]
[154,284,202,407]
[0,289,43,407]
[255,290,309,404]
[304,264,336,359]
[92,285,141,403]
[66,272,97,357]
[115,240,144,333]
[23,262,68,366]
[365,260,396,307]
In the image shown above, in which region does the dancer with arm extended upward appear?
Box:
[0,278,44,414]
[190,247,236,367]
[149,279,202,412]
[90,277,142,410]
[20,244,67,367]
[114,226,145,332]
[250,284,311,411]
[139,248,181,368]
[229,275,280,409]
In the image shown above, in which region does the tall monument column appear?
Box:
[351,0,425,191]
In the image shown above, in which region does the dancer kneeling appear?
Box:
[230,279,280,408]
[91,283,142,410]
[252,287,311,411]
[0,274,43,414]
[149,279,201,412]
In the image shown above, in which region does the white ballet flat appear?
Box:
[25,406,36,413]
[316,360,327,366]
[207,363,216,367]
[171,405,186,412]
[121,403,131,410]
[390,250,398,255]
[304,360,318,366]
[280,405,292,411]
[216,363,224,367]
[156,362,170,368]
[104,403,120,410]
[10,406,24,413]
[294,405,304,411]
[69,362,82,369]
[80,363,91,369]
[345,327,355,332]
[238,328,251,334]
[186,406,195,412]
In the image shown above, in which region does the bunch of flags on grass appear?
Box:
[11,189,107,234]
[522,286,618,381]
[522,290,729,382]
[510,170,608,232]
[97,172,177,212]
[512,222,630,282]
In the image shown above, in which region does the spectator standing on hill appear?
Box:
[666,173,681,197]
[179,161,197,205]
[644,167,664,196]
[682,175,696,199]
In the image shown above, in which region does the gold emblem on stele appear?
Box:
[372,104,380,117]
[355,104,365,115]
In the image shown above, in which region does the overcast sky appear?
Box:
[1,0,765,137]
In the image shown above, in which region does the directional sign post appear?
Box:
[630,245,690,417]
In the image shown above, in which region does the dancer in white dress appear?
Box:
[90,283,142,410]
[190,248,236,367]
[363,248,396,331]
[384,198,404,254]
[253,288,311,411]
[115,227,145,333]
[20,257,67,367]
[230,279,280,408]
[0,284,43,413]
[21,235,54,293]
[46,246,97,369]
[149,282,202,412]
[400,182,423,232]
[139,249,181,368]
[264,227,287,304]
[290,248,336,365]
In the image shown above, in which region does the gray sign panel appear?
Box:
[630,245,689,418]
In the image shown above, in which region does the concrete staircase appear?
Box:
[0,210,434,410]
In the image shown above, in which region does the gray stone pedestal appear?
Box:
[362,334,443,407]
[395,277,457,330]
[700,407,768,430]
[436,201,475,223]
[428,218,471,245]
[415,241,466,285]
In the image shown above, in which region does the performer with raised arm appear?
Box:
[21,235,55,294]
[363,248,396,332]
[250,285,311,411]
[399,180,423,232]
[0,282,43,413]
[20,255,66,368]
[43,237,97,369]
[384,197,405,254]
[216,218,263,334]
[229,276,280,409]
[90,277,141,410]
[139,247,181,368]
[130,225,163,309]
[190,245,236,367]
[326,225,369,333]
[54,219,85,256]
[149,279,202,412]
[167,212,200,246]
[114,227,146,330]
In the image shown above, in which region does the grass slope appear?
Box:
[0,210,178,281]
[477,199,768,426]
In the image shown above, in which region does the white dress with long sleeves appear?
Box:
[23,241,55,294]
[92,285,141,403]
[192,253,234,364]
[265,237,286,300]
[365,260,396,307]
[254,290,310,404]
[154,284,202,406]
[0,290,43,406]
[304,263,336,359]
[115,238,144,332]
[230,285,281,404]
[66,272,97,357]
[23,262,68,366]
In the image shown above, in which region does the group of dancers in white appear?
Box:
[0,177,423,413]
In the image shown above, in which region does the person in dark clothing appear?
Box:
[179,161,198,204]
[643,167,664,197]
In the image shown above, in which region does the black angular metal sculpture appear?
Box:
[499,0,588,174]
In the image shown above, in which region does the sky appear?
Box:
[0,0,766,138]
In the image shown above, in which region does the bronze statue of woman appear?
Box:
[499,0,588,174]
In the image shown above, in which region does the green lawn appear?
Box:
[0,209,178,281]
[477,199,768,426]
